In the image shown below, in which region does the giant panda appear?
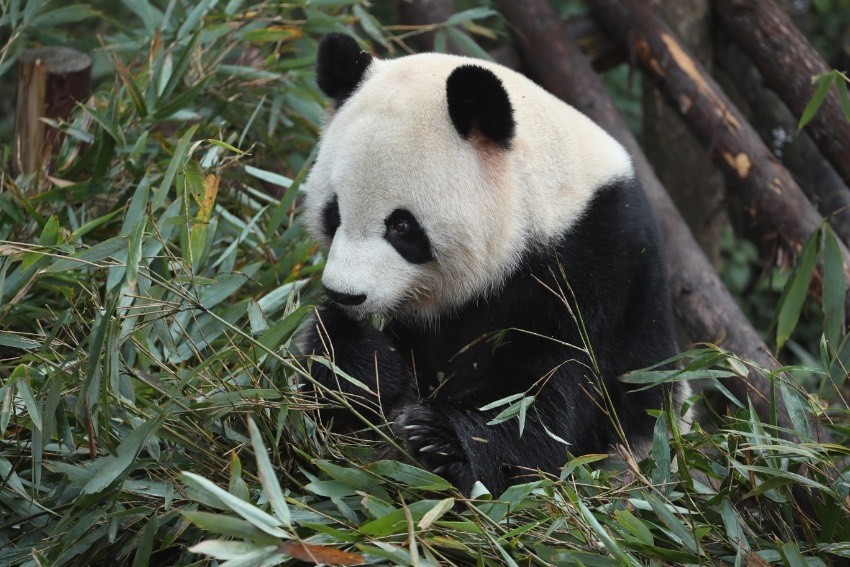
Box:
[298,33,689,495]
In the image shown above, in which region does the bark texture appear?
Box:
[585,0,850,306]
[714,0,850,190]
[715,37,850,248]
[642,0,726,266]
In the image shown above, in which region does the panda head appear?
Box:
[303,34,633,322]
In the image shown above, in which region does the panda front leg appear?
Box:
[392,401,565,496]
[299,305,409,431]
[392,404,477,493]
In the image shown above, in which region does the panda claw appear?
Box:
[403,425,421,431]
[419,444,438,453]
[433,465,446,475]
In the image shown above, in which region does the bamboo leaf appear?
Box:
[447,8,499,23]
[188,540,277,561]
[244,165,292,188]
[369,460,454,491]
[645,493,698,554]
[798,72,835,131]
[835,73,850,121]
[278,541,365,566]
[780,381,813,440]
[180,472,292,538]
[614,509,653,546]
[120,0,162,33]
[575,493,641,567]
[30,4,96,26]
[45,236,127,273]
[445,27,494,60]
[16,376,42,431]
[247,418,291,527]
[776,230,820,351]
[131,515,159,567]
[82,417,163,494]
[822,225,845,346]
[418,498,455,529]
[181,510,278,543]
[154,125,198,211]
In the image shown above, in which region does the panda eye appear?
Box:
[391,218,409,235]
[322,196,341,239]
[384,209,433,264]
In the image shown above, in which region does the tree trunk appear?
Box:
[585,0,850,309]
[497,0,787,423]
[11,47,92,179]
[714,0,850,190]
[642,0,726,266]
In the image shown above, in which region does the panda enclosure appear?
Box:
[2,0,850,564]
[393,0,850,430]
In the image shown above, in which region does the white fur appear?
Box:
[304,53,634,320]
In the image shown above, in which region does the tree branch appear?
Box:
[714,0,850,190]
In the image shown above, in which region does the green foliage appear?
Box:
[797,70,850,131]
[1,2,849,566]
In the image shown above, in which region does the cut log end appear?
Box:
[18,46,92,73]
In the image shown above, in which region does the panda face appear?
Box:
[304,37,635,322]
[304,111,521,321]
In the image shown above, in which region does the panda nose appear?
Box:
[323,285,367,306]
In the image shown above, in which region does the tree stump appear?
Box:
[11,46,92,178]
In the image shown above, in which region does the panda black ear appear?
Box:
[446,65,515,149]
[317,33,373,106]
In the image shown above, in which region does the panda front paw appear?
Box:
[393,404,474,493]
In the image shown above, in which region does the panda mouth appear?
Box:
[332,292,431,323]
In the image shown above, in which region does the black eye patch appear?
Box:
[384,209,433,264]
[322,196,341,239]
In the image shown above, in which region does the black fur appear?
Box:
[316,33,373,106]
[300,304,408,427]
[301,177,678,495]
[322,196,341,239]
[446,65,515,149]
[384,209,433,264]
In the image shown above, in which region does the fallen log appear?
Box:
[715,37,850,248]
[584,0,850,312]
[497,0,785,422]
[714,0,850,191]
